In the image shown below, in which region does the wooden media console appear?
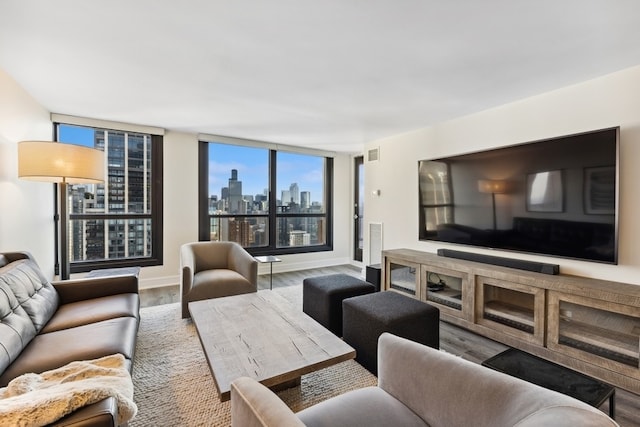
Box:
[382,248,640,394]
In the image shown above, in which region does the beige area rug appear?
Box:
[130,286,377,426]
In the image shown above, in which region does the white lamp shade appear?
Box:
[18,141,105,184]
[478,179,508,194]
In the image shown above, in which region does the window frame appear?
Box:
[55,123,164,273]
[418,160,454,240]
[198,141,333,256]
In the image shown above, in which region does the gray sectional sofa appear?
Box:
[0,251,140,426]
[231,333,619,427]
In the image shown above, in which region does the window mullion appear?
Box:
[269,149,277,251]
[124,132,129,257]
[103,131,109,259]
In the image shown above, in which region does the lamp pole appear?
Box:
[59,180,70,280]
[491,192,497,230]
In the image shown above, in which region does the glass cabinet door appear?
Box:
[548,291,640,372]
[421,264,468,319]
[476,276,545,345]
[385,259,420,299]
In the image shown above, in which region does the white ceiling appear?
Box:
[2,1,640,153]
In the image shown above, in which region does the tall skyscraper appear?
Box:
[73,130,151,261]
[300,191,310,209]
[290,182,299,205]
[281,190,291,205]
[228,169,244,214]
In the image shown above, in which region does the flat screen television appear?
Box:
[418,127,619,264]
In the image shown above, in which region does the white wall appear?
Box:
[365,64,640,285]
[0,69,55,276]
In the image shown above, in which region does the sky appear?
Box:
[57,124,95,147]
[209,142,325,204]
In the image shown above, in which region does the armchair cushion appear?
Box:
[296,386,426,427]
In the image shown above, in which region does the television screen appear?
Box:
[418,127,619,264]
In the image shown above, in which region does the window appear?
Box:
[199,140,332,255]
[56,123,163,272]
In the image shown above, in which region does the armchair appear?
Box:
[230,333,618,427]
[180,241,258,318]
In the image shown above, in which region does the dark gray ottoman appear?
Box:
[343,291,439,374]
[303,274,375,336]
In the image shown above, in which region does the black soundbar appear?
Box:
[437,249,559,275]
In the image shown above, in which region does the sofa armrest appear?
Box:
[52,275,139,305]
[0,251,32,265]
[231,377,304,427]
[50,397,118,427]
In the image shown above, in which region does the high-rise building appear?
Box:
[300,191,310,209]
[281,190,291,205]
[208,195,218,214]
[74,130,152,261]
[228,169,244,214]
[228,218,253,246]
[289,230,310,246]
[290,182,299,205]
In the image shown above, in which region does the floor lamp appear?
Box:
[18,141,105,280]
[478,179,507,230]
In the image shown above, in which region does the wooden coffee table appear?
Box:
[189,291,356,401]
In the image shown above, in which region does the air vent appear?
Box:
[369,222,383,265]
[367,148,379,162]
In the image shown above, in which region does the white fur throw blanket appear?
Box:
[0,354,137,427]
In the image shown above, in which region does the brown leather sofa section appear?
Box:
[0,251,140,427]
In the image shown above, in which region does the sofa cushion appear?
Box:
[297,386,427,427]
[0,317,137,386]
[0,282,37,375]
[41,293,140,333]
[0,259,59,332]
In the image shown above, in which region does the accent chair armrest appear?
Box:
[52,274,139,305]
[228,244,258,287]
[231,377,304,427]
[180,244,196,295]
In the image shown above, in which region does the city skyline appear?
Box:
[208,142,325,205]
[58,128,326,206]
[58,124,326,253]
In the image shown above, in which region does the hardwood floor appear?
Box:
[140,264,639,426]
